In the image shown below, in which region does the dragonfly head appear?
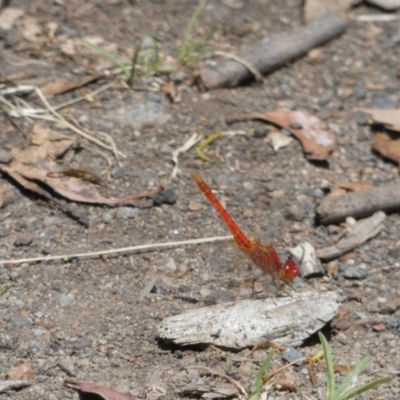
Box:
[278,257,300,281]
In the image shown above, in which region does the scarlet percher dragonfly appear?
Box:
[193,174,299,286]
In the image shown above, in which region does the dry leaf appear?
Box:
[358,108,400,132]
[324,177,375,192]
[79,382,137,400]
[0,125,163,207]
[372,132,400,166]
[40,73,105,99]
[6,363,35,380]
[0,7,24,30]
[226,108,335,160]
[274,372,297,393]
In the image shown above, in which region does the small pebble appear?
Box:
[152,188,177,206]
[269,189,285,199]
[58,294,74,307]
[14,233,33,247]
[175,264,188,278]
[102,212,114,224]
[160,258,177,273]
[252,127,269,138]
[339,262,367,279]
[116,207,139,219]
[282,347,304,366]
[111,167,125,179]
[10,315,32,329]
[187,202,203,211]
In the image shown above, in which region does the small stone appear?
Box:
[10,315,31,328]
[286,205,305,222]
[58,294,74,307]
[371,95,396,109]
[152,188,177,206]
[147,92,162,103]
[269,189,285,199]
[58,357,76,377]
[188,202,203,211]
[14,233,33,247]
[339,262,367,279]
[111,167,125,179]
[161,258,177,272]
[102,212,114,224]
[0,150,11,164]
[150,282,166,295]
[116,207,139,219]
[353,84,366,100]
[175,264,188,278]
[252,127,269,138]
[159,143,173,155]
[243,208,253,218]
[69,338,91,350]
[354,311,368,320]
[282,347,304,366]
[372,323,386,332]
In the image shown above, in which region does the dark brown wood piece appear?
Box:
[200,14,347,89]
[317,183,400,225]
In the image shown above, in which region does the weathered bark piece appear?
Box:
[317,183,400,225]
[365,0,400,11]
[290,242,325,277]
[317,211,386,261]
[199,15,347,89]
[0,380,31,393]
[157,291,338,349]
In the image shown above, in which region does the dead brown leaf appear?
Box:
[6,363,35,380]
[358,108,400,132]
[226,108,335,160]
[273,372,297,393]
[372,132,400,166]
[325,177,375,192]
[0,125,163,207]
[40,73,105,99]
[67,381,137,400]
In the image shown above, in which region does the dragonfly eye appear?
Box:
[281,258,300,281]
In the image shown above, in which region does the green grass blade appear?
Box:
[331,356,371,400]
[79,39,131,78]
[247,350,275,400]
[178,0,208,63]
[127,43,141,86]
[342,376,393,400]
[318,332,335,399]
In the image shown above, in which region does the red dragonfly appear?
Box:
[193,174,299,286]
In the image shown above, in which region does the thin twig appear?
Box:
[53,77,120,111]
[34,86,125,160]
[214,51,265,83]
[0,83,125,161]
[0,235,233,265]
[186,366,247,398]
[171,132,202,178]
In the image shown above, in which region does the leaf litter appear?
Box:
[226,108,335,160]
[0,125,163,207]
